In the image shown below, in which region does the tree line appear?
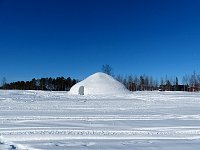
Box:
[101,64,200,92]
[115,72,200,92]
[115,74,159,91]
[0,77,78,91]
[1,65,200,92]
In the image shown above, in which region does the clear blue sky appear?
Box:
[0,0,200,82]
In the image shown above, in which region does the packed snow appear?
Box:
[1,90,200,149]
[69,72,130,95]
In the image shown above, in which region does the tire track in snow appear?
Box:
[1,114,200,122]
[1,128,200,141]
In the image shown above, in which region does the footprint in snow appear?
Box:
[9,144,17,149]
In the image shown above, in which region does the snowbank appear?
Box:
[69,72,130,95]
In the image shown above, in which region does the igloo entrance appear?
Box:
[78,86,84,95]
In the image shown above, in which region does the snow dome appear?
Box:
[69,72,130,95]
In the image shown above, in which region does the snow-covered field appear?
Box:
[1,90,200,149]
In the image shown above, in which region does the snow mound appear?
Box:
[69,72,130,95]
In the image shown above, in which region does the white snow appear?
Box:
[69,72,130,95]
[1,90,200,149]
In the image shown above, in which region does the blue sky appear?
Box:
[0,0,200,82]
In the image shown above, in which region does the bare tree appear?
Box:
[128,75,133,91]
[101,64,113,76]
[182,75,189,85]
[123,76,128,88]
[160,77,164,85]
[144,75,149,90]
[149,76,153,90]
[115,74,124,83]
[154,79,158,90]
[134,75,139,91]
[1,77,7,89]
[190,71,197,87]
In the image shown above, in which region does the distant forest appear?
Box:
[1,65,200,92]
[115,73,196,92]
[0,77,78,91]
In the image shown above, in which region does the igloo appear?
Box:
[69,72,130,95]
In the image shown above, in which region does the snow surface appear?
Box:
[69,72,130,95]
[1,90,200,149]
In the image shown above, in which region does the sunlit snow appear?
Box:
[1,90,200,149]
